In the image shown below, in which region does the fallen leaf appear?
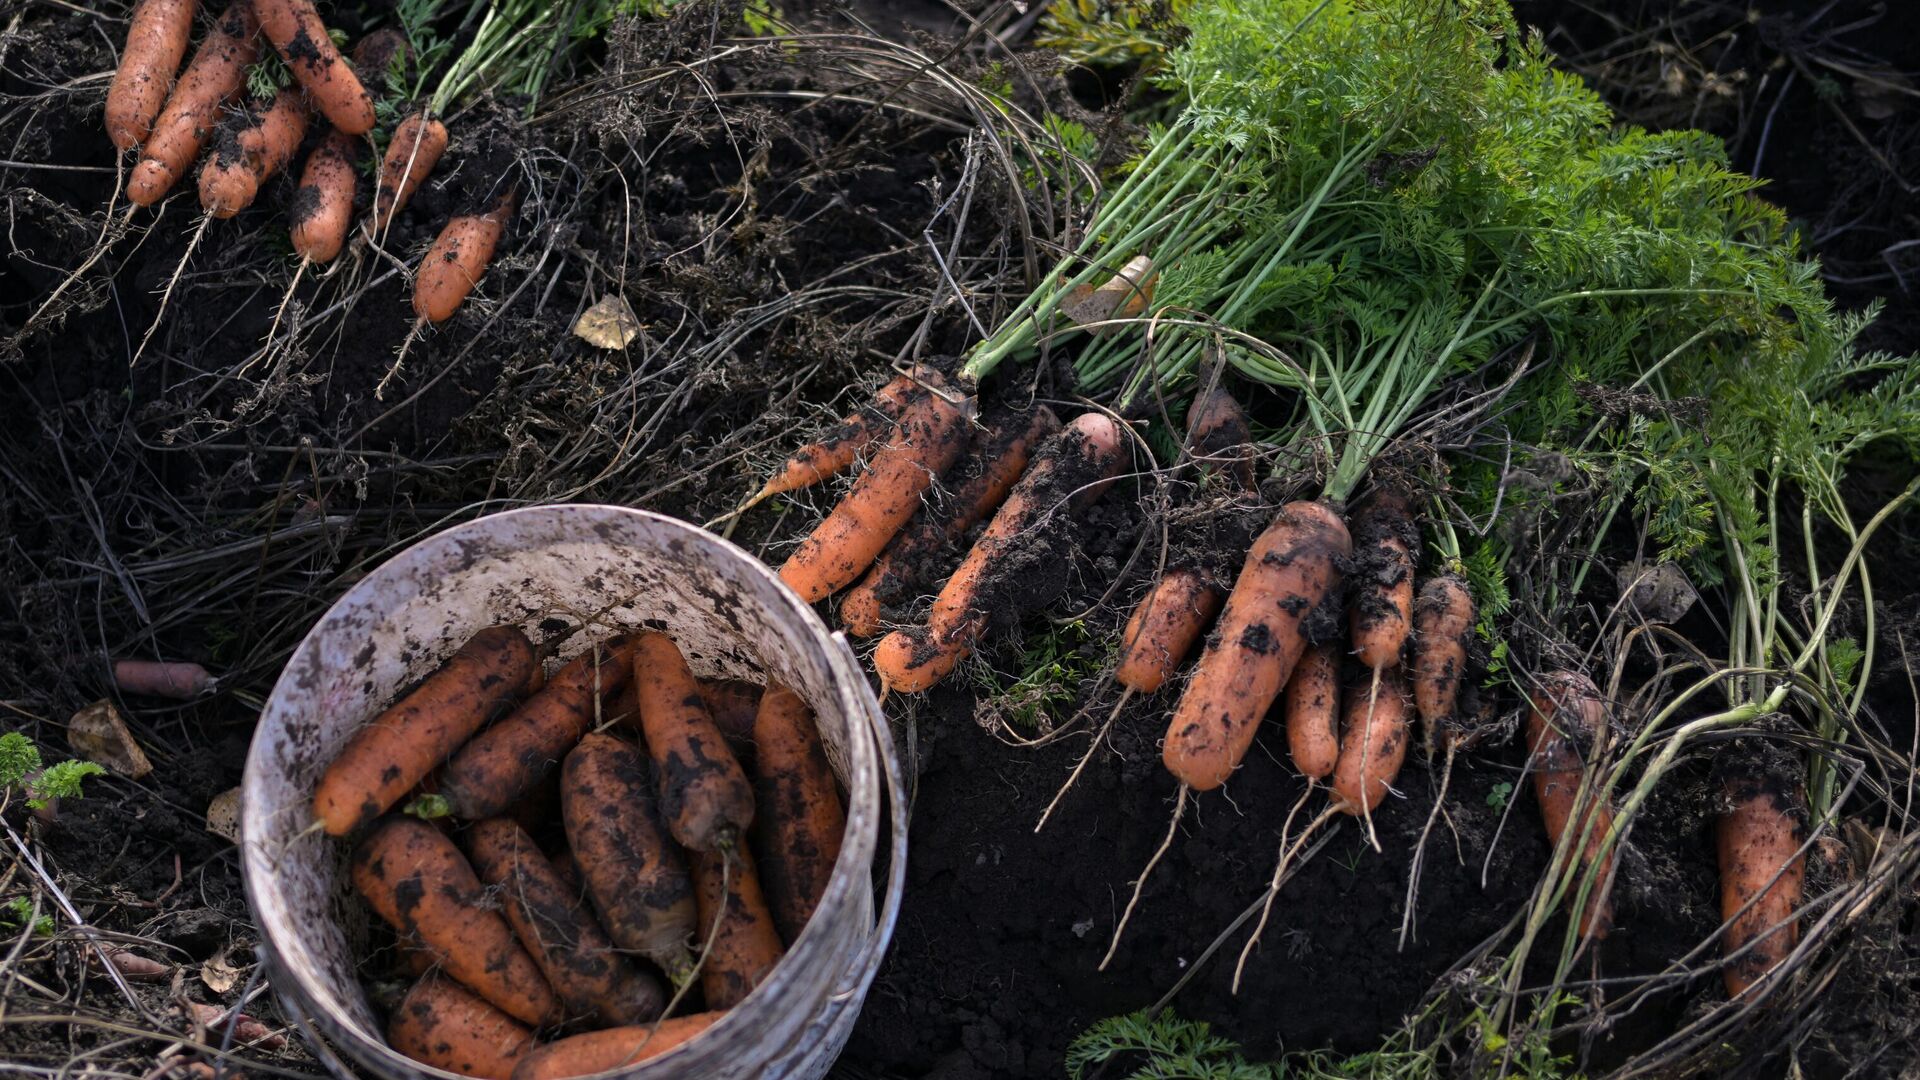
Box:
[201,946,242,994]
[1854,71,1915,121]
[67,700,153,780]
[1619,560,1696,625]
[206,787,242,844]
[572,294,641,350]
[1059,255,1156,336]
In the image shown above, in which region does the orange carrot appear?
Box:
[1115,568,1225,694]
[509,1013,724,1080]
[693,846,786,1009]
[197,86,309,218]
[369,110,448,236]
[351,816,561,1026]
[872,412,1128,693]
[1329,668,1411,814]
[560,732,697,983]
[1283,642,1342,780]
[312,625,536,836]
[752,370,928,506]
[630,632,755,852]
[1526,671,1616,941]
[466,818,666,1026]
[747,684,845,942]
[1717,755,1807,997]
[106,0,197,151]
[698,679,762,763]
[1411,574,1474,753]
[777,387,975,603]
[1160,501,1351,791]
[289,128,357,263]
[439,638,637,820]
[414,190,514,324]
[253,0,374,135]
[1349,491,1415,671]
[127,5,258,207]
[388,976,533,1080]
[840,405,1060,637]
[1184,385,1255,490]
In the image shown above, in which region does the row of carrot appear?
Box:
[310,625,847,1078]
[105,0,504,323]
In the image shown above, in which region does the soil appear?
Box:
[1,1,1916,1078]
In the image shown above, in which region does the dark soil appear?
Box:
[2,1,1916,1078]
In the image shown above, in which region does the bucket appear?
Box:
[240,505,906,1079]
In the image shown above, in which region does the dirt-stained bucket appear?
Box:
[240,505,905,1079]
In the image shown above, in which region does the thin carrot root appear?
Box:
[1099,783,1188,971]
[132,212,211,366]
[1232,797,1338,992]
[1397,741,1457,951]
[1035,687,1134,834]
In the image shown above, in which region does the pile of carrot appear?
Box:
[106,1,505,322]
[312,625,847,1079]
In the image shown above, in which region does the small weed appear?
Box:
[0,732,106,810]
[1486,781,1513,810]
[972,620,1100,733]
[0,897,54,937]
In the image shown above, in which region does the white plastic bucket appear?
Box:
[240,505,906,1079]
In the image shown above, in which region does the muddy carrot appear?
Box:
[1526,671,1617,941]
[1717,755,1807,997]
[1411,574,1474,753]
[197,86,308,218]
[630,631,755,852]
[111,658,212,698]
[1284,642,1342,780]
[777,387,975,603]
[253,0,374,135]
[1160,501,1351,791]
[1329,668,1412,814]
[1184,384,1256,490]
[312,625,536,836]
[388,976,533,1080]
[1349,491,1415,672]
[840,405,1060,637]
[466,818,666,1026]
[561,732,697,983]
[698,679,762,763]
[1115,568,1225,694]
[106,0,197,151]
[509,1013,724,1080]
[872,412,1128,693]
[747,684,844,942]
[351,816,561,1025]
[369,110,448,235]
[439,638,637,820]
[127,5,258,207]
[693,846,786,1009]
[414,190,514,323]
[289,128,357,263]
[750,370,928,507]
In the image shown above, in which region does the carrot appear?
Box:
[749,370,927,508]
[840,405,1060,638]
[1160,501,1351,791]
[1329,668,1412,814]
[253,0,374,135]
[1526,671,1616,941]
[197,86,309,218]
[289,128,358,263]
[698,679,762,763]
[312,625,536,836]
[548,850,579,891]
[630,631,755,852]
[1349,491,1415,672]
[560,732,697,983]
[127,5,259,207]
[369,110,449,236]
[414,190,515,324]
[872,412,1128,693]
[1283,642,1342,780]
[1411,574,1474,754]
[509,1013,724,1080]
[439,638,637,821]
[388,976,533,1080]
[693,846,786,1009]
[351,816,562,1026]
[747,684,845,942]
[1716,754,1807,997]
[777,387,975,603]
[1115,568,1225,694]
[106,0,198,151]
[466,818,666,1026]
[1184,385,1255,490]
[111,658,212,699]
